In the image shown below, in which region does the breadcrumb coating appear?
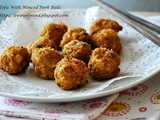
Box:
[62,40,92,63]
[0,46,30,74]
[91,29,122,54]
[60,27,91,48]
[54,58,89,90]
[90,18,123,35]
[41,23,68,49]
[27,36,57,56]
[31,47,63,79]
[88,47,121,80]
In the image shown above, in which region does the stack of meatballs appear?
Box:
[0,18,122,90]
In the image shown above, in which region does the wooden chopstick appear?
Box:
[92,0,160,47]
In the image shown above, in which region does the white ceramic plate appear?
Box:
[0,7,160,102]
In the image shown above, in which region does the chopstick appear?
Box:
[92,0,160,47]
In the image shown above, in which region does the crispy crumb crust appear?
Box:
[54,58,89,90]
[88,47,121,80]
[41,23,68,49]
[91,29,122,54]
[60,27,91,48]
[27,36,57,56]
[90,18,123,35]
[31,47,63,79]
[62,40,92,63]
[0,46,30,74]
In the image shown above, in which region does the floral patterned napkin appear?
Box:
[98,72,160,120]
[0,94,118,120]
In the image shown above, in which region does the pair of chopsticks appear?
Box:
[92,0,160,47]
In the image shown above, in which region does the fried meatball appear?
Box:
[90,18,123,35]
[27,36,57,56]
[54,58,89,90]
[31,47,63,79]
[0,46,30,74]
[88,48,121,80]
[91,29,122,54]
[60,27,91,48]
[62,40,92,63]
[40,23,68,49]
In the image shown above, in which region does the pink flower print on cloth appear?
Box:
[44,109,70,114]
[121,84,148,96]
[103,101,131,117]
[150,91,160,104]
[83,99,108,110]
[4,98,31,107]
[139,107,147,112]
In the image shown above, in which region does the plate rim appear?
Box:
[0,69,159,102]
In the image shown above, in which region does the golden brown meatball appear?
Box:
[54,58,89,90]
[27,36,57,56]
[88,48,121,80]
[60,27,91,48]
[31,47,63,80]
[91,29,122,54]
[0,46,30,74]
[62,40,92,63]
[40,23,68,49]
[90,18,123,35]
